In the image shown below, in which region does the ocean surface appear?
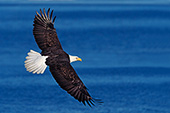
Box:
[0,2,170,113]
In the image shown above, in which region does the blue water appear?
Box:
[0,2,170,113]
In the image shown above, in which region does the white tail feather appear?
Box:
[24,50,48,74]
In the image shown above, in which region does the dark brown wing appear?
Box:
[49,62,98,107]
[33,8,62,51]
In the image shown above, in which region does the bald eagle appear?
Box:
[24,8,102,107]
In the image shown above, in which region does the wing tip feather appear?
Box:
[34,8,56,29]
[82,97,103,107]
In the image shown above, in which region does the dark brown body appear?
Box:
[32,8,101,106]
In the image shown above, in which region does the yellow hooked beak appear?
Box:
[77,58,82,62]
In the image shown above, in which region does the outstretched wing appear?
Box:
[33,8,62,51]
[49,62,98,107]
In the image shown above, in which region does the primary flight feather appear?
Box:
[24,8,102,107]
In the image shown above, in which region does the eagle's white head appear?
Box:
[69,55,82,63]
